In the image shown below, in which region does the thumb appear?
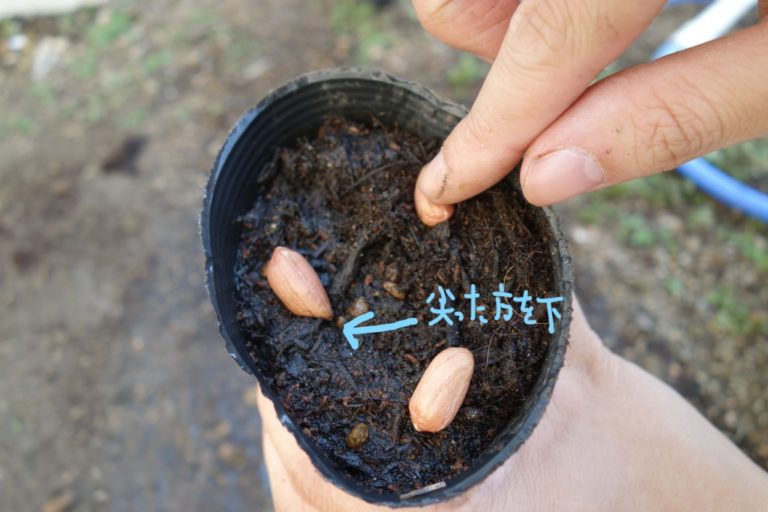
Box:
[520,22,768,206]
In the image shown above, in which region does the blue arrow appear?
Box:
[342,311,419,350]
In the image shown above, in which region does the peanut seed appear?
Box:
[409,347,474,432]
[264,246,333,320]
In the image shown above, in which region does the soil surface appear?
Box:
[234,117,559,495]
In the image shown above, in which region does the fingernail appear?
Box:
[523,149,605,205]
[417,150,447,201]
[414,186,454,226]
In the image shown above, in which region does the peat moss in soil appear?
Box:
[235,116,557,495]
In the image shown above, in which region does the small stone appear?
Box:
[93,489,109,503]
[42,492,75,512]
[667,362,682,380]
[130,336,145,352]
[462,407,481,421]
[11,249,37,272]
[33,37,69,81]
[571,226,595,245]
[384,264,400,281]
[217,441,247,468]
[7,33,27,52]
[240,56,272,81]
[346,423,369,450]
[383,281,406,300]
[364,274,374,286]
[404,353,419,365]
[347,297,369,317]
[210,420,231,440]
[51,180,71,196]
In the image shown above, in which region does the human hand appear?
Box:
[257,297,768,511]
[412,0,768,225]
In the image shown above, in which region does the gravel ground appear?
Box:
[0,1,765,511]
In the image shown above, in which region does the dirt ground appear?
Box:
[0,1,765,511]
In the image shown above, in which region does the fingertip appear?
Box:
[521,148,605,206]
[414,185,455,226]
[416,150,448,202]
[520,154,556,207]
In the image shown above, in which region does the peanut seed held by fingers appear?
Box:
[264,246,333,320]
[409,347,474,433]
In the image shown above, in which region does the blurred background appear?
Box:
[0,0,766,510]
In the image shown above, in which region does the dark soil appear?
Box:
[234,117,559,496]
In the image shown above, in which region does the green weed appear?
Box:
[9,117,35,135]
[71,51,98,78]
[447,54,488,90]
[618,214,656,248]
[576,196,618,225]
[87,10,133,50]
[707,286,764,337]
[707,138,768,188]
[330,0,392,64]
[143,49,173,75]
[687,204,715,230]
[331,0,376,35]
[717,227,768,274]
[663,276,684,297]
[0,18,22,39]
[117,108,149,130]
[29,83,56,107]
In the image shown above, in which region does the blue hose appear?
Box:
[677,159,768,221]
[656,0,768,222]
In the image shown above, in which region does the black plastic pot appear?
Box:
[201,68,574,507]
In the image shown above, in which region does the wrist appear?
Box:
[597,356,768,511]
